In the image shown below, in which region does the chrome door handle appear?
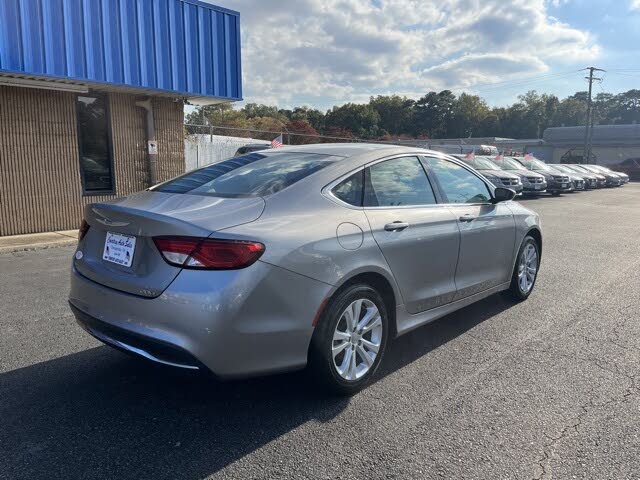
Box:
[459,214,477,222]
[384,221,409,231]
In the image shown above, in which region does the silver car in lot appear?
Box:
[69,144,542,394]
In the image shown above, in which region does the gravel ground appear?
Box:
[1,184,639,480]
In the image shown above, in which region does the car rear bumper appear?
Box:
[69,262,332,378]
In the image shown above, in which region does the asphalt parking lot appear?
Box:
[1,184,639,480]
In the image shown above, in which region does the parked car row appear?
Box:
[453,154,629,195]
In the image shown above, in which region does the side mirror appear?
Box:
[492,187,516,203]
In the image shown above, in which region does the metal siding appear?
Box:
[102,0,124,84]
[0,0,241,101]
[168,0,186,92]
[0,0,23,71]
[42,0,67,75]
[120,0,141,86]
[183,3,200,94]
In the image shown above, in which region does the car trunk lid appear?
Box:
[74,191,265,297]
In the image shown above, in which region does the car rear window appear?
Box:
[155,152,342,197]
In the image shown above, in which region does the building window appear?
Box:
[76,94,114,194]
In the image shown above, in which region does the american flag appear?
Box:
[494,154,504,161]
[271,134,284,148]
[524,153,534,161]
[464,151,475,160]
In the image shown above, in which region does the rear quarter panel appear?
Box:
[216,180,403,306]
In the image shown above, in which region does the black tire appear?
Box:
[504,235,540,301]
[551,191,561,196]
[308,284,389,395]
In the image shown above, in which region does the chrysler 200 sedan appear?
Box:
[69,144,542,394]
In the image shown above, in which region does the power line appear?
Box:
[467,69,581,89]
[471,71,582,93]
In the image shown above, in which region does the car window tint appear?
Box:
[155,152,341,197]
[425,157,491,204]
[364,157,436,207]
[332,171,364,206]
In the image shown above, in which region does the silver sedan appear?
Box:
[69,144,542,394]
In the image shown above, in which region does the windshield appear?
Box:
[522,158,551,171]
[464,156,501,170]
[571,165,591,173]
[562,165,584,174]
[553,165,573,174]
[494,157,527,171]
[155,152,341,197]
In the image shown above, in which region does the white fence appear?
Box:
[185,134,270,171]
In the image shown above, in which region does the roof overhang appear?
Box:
[0,72,234,105]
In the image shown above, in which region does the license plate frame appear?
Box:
[103,232,136,267]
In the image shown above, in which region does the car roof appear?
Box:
[263,142,441,159]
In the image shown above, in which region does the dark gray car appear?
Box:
[515,156,573,195]
[491,156,548,194]
[69,144,542,394]
[453,155,524,194]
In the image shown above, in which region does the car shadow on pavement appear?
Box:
[0,294,515,480]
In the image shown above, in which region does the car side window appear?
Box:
[332,170,364,206]
[364,157,436,207]
[425,157,491,204]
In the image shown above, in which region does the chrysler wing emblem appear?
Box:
[92,208,130,227]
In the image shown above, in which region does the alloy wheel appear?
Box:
[332,298,383,381]
[518,243,538,294]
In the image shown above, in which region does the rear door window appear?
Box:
[364,157,437,207]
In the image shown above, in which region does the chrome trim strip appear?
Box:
[86,326,200,370]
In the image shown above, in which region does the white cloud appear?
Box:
[631,0,640,10]
[221,0,598,108]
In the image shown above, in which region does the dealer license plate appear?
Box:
[103,232,136,267]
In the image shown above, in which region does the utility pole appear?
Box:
[582,67,604,163]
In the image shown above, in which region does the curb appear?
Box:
[0,231,78,255]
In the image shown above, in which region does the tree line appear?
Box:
[185,89,640,144]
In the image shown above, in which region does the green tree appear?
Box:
[290,106,326,132]
[185,104,250,136]
[324,103,381,139]
[369,95,415,136]
[552,96,587,127]
[413,90,456,138]
[449,93,490,138]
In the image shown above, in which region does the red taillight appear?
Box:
[78,220,90,241]
[153,236,265,270]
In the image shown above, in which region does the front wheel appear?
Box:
[308,284,389,395]
[505,235,540,301]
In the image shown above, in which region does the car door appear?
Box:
[423,156,516,300]
[363,156,460,314]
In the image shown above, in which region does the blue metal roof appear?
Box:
[0,0,241,102]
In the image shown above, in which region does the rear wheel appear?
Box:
[308,284,389,395]
[505,235,540,301]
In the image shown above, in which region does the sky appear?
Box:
[210,0,640,110]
